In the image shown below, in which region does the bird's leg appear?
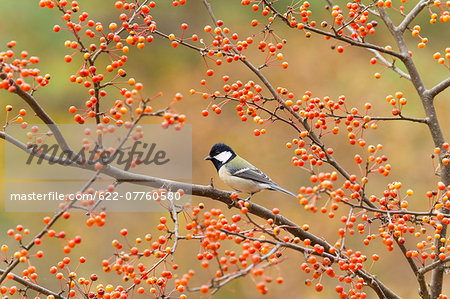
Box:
[244,193,254,201]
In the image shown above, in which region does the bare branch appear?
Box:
[428,76,450,98]
[418,256,450,275]
[356,269,401,299]
[168,198,181,260]
[375,4,398,36]
[395,238,430,299]
[398,0,433,33]
[0,270,66,299]
[329,113,428,124]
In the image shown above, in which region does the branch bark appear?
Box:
[428,77,450,98]
[395,238,430,299]
[0,270,65,299]
[398,0,432,33]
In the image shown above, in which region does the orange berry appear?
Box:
[200,285,209,294]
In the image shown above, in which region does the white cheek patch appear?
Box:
[214,151,232,163]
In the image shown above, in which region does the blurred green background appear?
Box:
[0,0,449,298]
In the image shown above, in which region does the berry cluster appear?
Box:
[3,104,28,130]
[97,202,326,296]
[38,1,187,128]
[432,48,450,69]
[0,41,47,93]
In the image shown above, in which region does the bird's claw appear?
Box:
[227,200,235,209]
[245,194,254,201]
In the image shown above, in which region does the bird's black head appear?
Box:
[205,143,236,171]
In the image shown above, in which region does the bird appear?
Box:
[205,143,297,198]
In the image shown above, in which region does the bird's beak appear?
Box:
[204,155,212,160]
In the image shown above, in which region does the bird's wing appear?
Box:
[232,167,275,185]
[226,156,297,197]
[233,167,297,197]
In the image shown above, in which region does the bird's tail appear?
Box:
[270,184,297,198]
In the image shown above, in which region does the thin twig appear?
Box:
[0,270,65,299]
[398,0,433,32]
[428,77,450,99]
[418,256,450,275]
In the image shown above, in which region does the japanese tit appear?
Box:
[205,143,296,197]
